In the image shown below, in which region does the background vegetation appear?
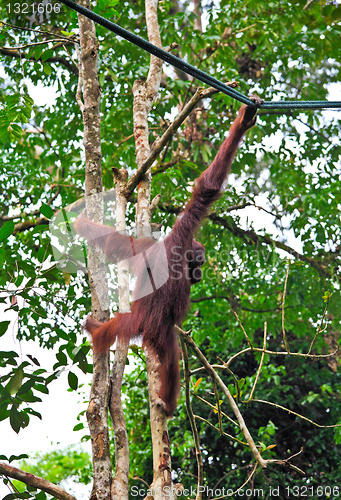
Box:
[0,0,341,497]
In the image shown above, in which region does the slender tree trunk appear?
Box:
[77,2,112,498]
[133,2,178,498]
[110,168,130,500]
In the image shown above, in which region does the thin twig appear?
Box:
[307,296,330,355]
[246,322,267,402]
[194,414,248,446]
[282,260,291,353]
[209,212,335,279]
[213,463,258,500]
[125,82,238,197]
[252,399,341,428]
[193,393,238,427]
[228,346,339,365]
[191,344,339,376]
[1,39,67,50]
[212,379,223,435]
[1,21,79,43]
[177,326,268,468]
[180,336,204,500]
[233,309,253,348]
[177,326,338,473]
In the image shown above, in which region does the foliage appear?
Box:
[15,446,92,487]
[0,0,340,496]
[1,446,91,500]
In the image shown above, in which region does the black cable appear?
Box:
[58,0,341,110]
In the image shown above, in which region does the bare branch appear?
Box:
[177,326,337,474]
[232,310,253,348]
[180,336,204,500]
[246,322,267,402]
[308,295,330,355]
[1,21,79,43]
[0,209,41,222]
[252,399,341,429]
[14,217,48,234]
[191,293,297,314]
[282,260,291,353]
[126,83,238,197]
[177,326,268,469]
[194,414,247,445]
[221,464,258,500]
[212,379,223,435]
[1,39,68,50]
[192,393,238,427]
[157,201,336,278]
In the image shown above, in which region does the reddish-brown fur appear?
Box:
[74,99,261,416]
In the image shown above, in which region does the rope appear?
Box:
[58,0,341,110]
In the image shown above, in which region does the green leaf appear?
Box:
[73,422,85,431]
[8,368,24,395]
[0,351,19,359]
[9,123,23,138]
[43,64,52,76]
[0,321,10,337]
[68,371,78,390]
[10,406,29,433]
[61,30,76,36]
[55,351,68,366]
[40,204,54,219]
[34,46,43,60]
[41,48,54,62]
[0,220,15,242]
[9,454,29,463]
[26,354,40,366]
[22,94,34,106]
[34,384,49,394]
[37,246,48,263]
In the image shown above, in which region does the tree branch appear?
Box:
[179,336,203,500]
[0,462,76,500]
[0,47,78,75]
[177,327,307,474]
[208,213,335,278]
[157,199,336,279]
[1,21,79,43]
[13,217,48,234]
[177,327,268,468]
[125,82,238,197]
